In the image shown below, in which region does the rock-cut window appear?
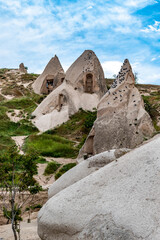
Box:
[85,74,93,93]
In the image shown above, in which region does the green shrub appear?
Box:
[142,96,159,121]
[46,109,97,147]
[84,111,97,130]
[0,135,16,153]
[23,134,79,158]
[44,161,61,175]
[55,163,76,180]
[36,156,47,164]
[0,119,38,136]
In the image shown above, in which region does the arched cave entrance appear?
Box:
[85,73,93,93]
[46,79,54,94]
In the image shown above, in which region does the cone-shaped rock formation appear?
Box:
[65,50,106,98]
[32,50,107,131]
[32,55,65,94]
[79,59,154,157]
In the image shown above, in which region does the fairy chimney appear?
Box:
[65,50,107,98]
[32,55,65,94]
[32,50,107,132]
[79,59,155,157]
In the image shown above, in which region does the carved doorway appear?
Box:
[85,74,93,93]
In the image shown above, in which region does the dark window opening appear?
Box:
[85,74,93,93]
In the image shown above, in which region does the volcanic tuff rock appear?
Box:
[32,50,107,131]
[65,50,107,98]
[48,148,130,199]
[19,63,27,74]
[32,55,65,94]
[79,59,155,157]
[38,134,160,240]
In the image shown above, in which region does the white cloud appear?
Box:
[102,61,122,78]
[0,0,159,85]
[102,60,160,85]
[141,21,160,33]
[132,62,160,84]
[123,0,157,8]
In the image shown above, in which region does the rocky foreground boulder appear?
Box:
[38,134,160,240]
[79,59,155,157]
[48,148,130,199]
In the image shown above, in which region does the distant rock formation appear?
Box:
[32,55,65,94]
[32,50,107,131]
[79,59,154,157]
[19,63,27,74]
[38,134,160,240]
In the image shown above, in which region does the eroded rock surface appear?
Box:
[19,63,27,74]
[48,149,130,199]
[38,135,160,240]
[80,59,155,157]
[32,55,65,94]
[32,50,107,131]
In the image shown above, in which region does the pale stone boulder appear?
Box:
[48,148,130,199]
[38,135,160,240]
[32,50,107,131]
[19,63,27,74]
[79,59,155,157]
[32,55,65,94]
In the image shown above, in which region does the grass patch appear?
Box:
[44,161,61,176]
[0,119,38,136]
[1,84,30,97]
[23,134,79,158]
[46,109,97,147]
[0,94,5,101]
[142,95,160,131]
[55,163,76,180]
[0,135,16,153]
[21,73,39,82]
[36,156,47,164]
[0,68,9,74]
[0,97,37,114]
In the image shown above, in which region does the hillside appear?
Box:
[0,68,160,233]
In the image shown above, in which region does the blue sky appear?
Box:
[0,0,160,84]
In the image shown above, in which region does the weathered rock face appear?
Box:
[19,63,27,74]
[80,59,155,157]
[38,134,160,240]
[32,50,107,131]
[48,148,130,199]
[65,50,107,99]
[32,55,65,94]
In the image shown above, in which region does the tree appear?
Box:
[134,72,139,84]
[0,148,42,240]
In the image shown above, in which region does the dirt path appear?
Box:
[34,157,77,189]
[11,136,26,154]
[0,219,40,240]
[7,110,22,123]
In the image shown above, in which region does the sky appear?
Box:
[0,0,160,84]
